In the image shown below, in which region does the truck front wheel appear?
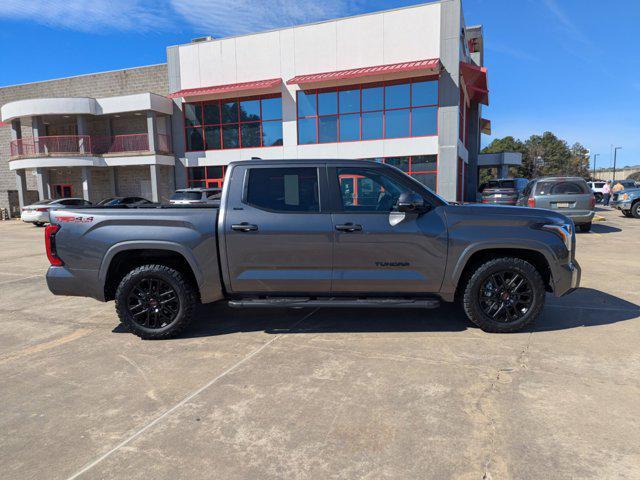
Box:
[462,257,545,333]
[115,264,197,339]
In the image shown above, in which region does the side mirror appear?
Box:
[397,192,426,213]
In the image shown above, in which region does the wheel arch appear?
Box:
[101,242,203,302]
[452,246,553,301]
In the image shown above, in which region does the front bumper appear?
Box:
[613,202,632,211]
[552,260,581,297]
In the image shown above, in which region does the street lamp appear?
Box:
[613,147,622,181]
[592,153,599,179]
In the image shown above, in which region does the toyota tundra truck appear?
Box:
[45,159,580,339]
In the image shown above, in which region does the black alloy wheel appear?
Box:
[478,271,533,323]
[115,264,197,339]
[126,277,180,329]
[462,257,545,333]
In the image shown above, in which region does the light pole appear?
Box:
[592,153,599,179]
[613,147,622,181]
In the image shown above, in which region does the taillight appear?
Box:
[589,196,596,208]
[527,197,536,208]
[45,224,63,266]
[36,207,50,212]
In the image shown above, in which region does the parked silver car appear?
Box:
[21,198,92,227]
[169,188,222,205]
[517,177,595,232]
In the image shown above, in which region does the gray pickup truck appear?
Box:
[46,159,580,339]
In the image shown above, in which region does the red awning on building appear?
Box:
[287,58,440,85]
[480,118,491,135]
[168,78,282,99]
[460,62,489,105]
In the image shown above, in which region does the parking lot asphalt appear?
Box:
[1,207,639,480]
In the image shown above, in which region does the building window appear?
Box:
[297,77,438,145]
[363,155,438,192]
[184,94,283,151]
[187,166,226,188]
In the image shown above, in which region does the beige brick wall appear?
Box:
[0,64,169,213]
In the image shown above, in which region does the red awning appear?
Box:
[480,118,491,135]
[168,78,282,99]
[287,58,440,85]
[460,62,489,105]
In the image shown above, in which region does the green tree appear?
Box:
[482,132,591,180]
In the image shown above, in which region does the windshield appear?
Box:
[536,180,589,195]
[97,198,118,206]
[31,199,53,205]
[485,180,516,190]
[170,191,202,201]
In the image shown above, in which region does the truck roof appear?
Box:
[227,159,383,168]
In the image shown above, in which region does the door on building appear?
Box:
[223,165,333,294]
[53,184,73,198]
[329,165,447,294]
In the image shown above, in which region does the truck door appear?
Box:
[329,165,447,294]
[222,164,333,294]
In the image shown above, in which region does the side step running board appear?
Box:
[228,297,440,309]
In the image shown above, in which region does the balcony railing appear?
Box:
[9,134,172,158]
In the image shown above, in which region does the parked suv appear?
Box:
[517,177,595,232]
[479,178,529,205]
[21,198,92,227]
[587,181,606,203]
[169,188,222,205]
[611,186,640,218]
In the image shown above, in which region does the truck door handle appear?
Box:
[231,222,258,232]
[335,223,362,232]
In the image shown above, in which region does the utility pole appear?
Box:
[613,147,622,181]
[592,153,599,179]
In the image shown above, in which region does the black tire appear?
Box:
[632,202,640,219]
[462,257,545,333]
[33,222,45,227]
[622,210,633,218]
[115,264,197,339]
[578,223,591,232]
[594,193,603,203]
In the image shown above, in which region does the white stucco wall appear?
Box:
[174,3,442,166]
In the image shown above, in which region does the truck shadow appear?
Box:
[587,223,622,234]
[170,287,639,338]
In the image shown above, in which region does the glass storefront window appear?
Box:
[183,94,282,151]
[296,77,437,145]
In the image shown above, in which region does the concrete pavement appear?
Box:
[0,207,639,479]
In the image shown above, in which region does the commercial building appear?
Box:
[167,0,489,201]
[0,65,174,215]
[0,0,491,214]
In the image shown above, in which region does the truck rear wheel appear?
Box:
[115,264,196,339]
[462,257,545,333]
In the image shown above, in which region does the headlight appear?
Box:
[543,222,573,253]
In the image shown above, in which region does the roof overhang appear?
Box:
[168,78,282,100]
[460,62,489,105]
[287,59,440,87]
[480,118,491,135]
[1,93,173,122]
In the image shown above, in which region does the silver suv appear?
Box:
[517,177,595,232]
[169,188,222,205]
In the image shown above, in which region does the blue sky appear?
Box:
[1,0,638,167]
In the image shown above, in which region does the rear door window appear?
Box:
[535,180,589,195]
[245,167,320,212]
